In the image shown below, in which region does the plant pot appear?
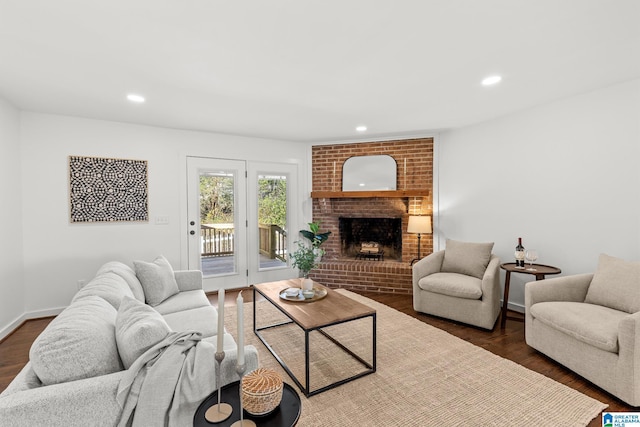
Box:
[313,247,324,264]
[301,277,314,291]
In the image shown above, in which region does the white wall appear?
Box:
[0,97,25,337]
[18,113,308,318]
[438,78,640,311]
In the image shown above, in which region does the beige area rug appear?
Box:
[224,290,607,427]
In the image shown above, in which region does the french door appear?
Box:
[186,156,297,292]
[187,157,248,291]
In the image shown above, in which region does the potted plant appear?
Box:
[290,240,317,290]
[299,221,331,249]
[290,222,331,290]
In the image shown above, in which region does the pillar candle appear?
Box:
[237,291,245,366]
[216,289,225,351]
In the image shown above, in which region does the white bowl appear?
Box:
[285,288,300,297]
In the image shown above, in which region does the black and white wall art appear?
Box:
[69,156,148,223]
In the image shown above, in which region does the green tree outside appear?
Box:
[199,174,287,229]
[200,175,234,224]
[258,175,287,229]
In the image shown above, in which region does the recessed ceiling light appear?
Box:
[356,125,367,132]
[482,75,502,86]
[126,94,145,103]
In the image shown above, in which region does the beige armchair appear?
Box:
[525,253,640,406]
[412,239,501,330]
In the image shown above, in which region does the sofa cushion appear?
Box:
[530,301,627,353]
[162,305,218,338]
[96,261,145,302]
[418,272,483,300]
[585,253,640,314]
[133,255,180,306]
[115,296,172,369]
[29,296,122,386]
[71,271,134,309]
[441,239,494,280]
[153,289,211,315]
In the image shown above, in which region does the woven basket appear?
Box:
[241,368,284,416]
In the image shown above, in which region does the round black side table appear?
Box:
[194,381,301,427]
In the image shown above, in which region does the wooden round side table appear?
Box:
[500,262,561,328]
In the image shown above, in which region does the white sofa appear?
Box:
[0,257,259,426]
[525,254,640,406]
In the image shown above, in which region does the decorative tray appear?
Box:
[279,286,328,303]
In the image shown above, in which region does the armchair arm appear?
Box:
[412,251,443,283]
[524,273,593,311]
[617,311,640,406]
[480,255,501,302]
[174,270,203,292]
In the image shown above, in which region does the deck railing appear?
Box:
[259,224,287,262]
[201,224,234,257]
[201,223,287,261]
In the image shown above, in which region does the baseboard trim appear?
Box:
[0,307,65,342]
[0,313,28,343]
[506,301,525,314]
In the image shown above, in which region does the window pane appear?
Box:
[200,171,235,276]
[257,174,287,269]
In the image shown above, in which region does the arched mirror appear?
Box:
[342,155,397,191]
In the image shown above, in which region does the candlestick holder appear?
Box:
[204,351,233,423]
[230,363,256,427]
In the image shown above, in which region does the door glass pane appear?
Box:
[257,174,288,269]
[200,171,235,276]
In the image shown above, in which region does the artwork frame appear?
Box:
[68,155,148,223]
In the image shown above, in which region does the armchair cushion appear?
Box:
[418,272,483,300]
[530,301,627,353]
[585,253,640,314]
[134,255,180,306]
[441,239,494,279]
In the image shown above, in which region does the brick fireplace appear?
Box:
[308,138,433,294]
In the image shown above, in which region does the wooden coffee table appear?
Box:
[253,279,376,397]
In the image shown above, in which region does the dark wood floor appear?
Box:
[0,290,633,426]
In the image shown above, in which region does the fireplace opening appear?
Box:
[339,217,402,261]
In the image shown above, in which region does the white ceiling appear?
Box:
[1,1,639,142]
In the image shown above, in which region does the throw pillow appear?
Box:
[133,255,180,306]
[441,239,494,280]
[115,296,172,368]
[71,271,135,309]
[29,296,122,386]
[585,253,640,314]
[96,261,146,302]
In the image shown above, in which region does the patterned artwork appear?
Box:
[69,156,148,223]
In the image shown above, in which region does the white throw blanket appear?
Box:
[116,331,216,427]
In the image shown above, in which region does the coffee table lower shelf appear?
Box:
[193,381,301,427]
